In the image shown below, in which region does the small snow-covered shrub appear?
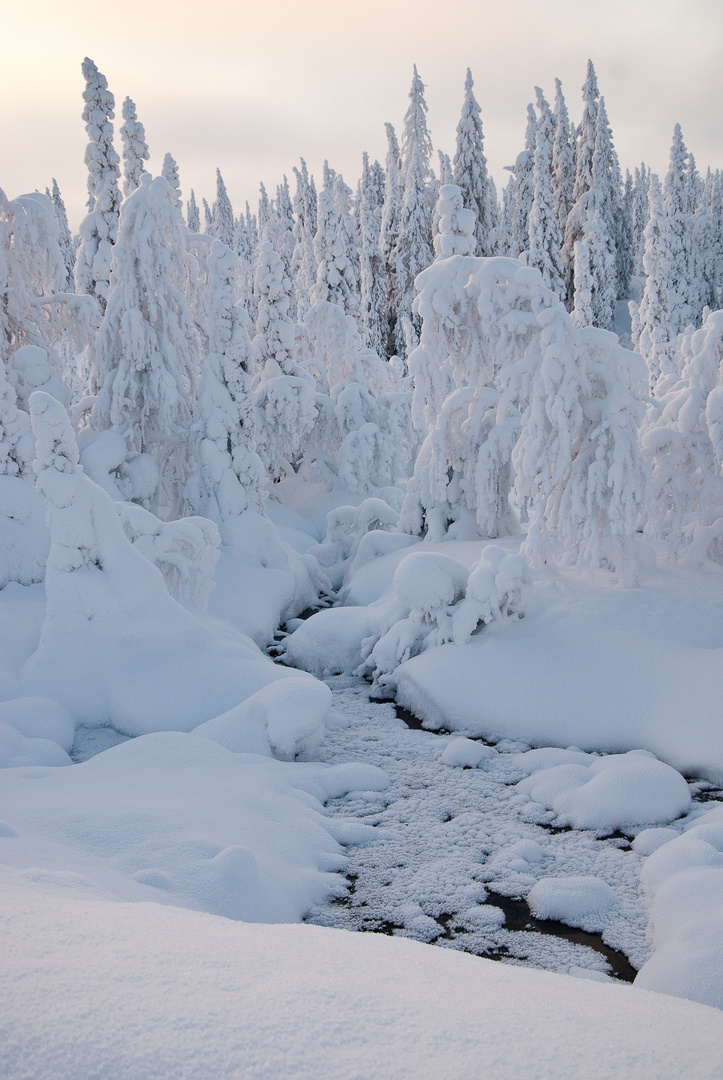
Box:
[358,545,530,692]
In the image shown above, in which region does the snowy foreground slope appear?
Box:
[2,875,722,1080]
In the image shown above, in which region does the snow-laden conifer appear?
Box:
[395,66,434,351]
[203,197,213,235]
[632,165,650,280]
[380,123,403,354]
[161,153,182,210]
[120,97,149,196]
[291,160,318,320]
[453,69,490,256]
[75,58,122,311]
[633,175,677,389]
[1,189,87,366]
[312,167,358,314]
[253,241,298,380]
[551,78,575,233]
[186,241,266,526]
[528,122,564,298]
[212,168,235,249]
[50,179,75,290]
[358,152,388,358]
[91,174,202,517]
[509,104,538,258]
[187,190,201,233]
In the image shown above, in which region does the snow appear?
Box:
[2,875,722,1080]
[528,875,619,931]
[440,736,497,768]
[516,750,691,833]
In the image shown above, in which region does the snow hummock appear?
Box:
[528,875,619,931]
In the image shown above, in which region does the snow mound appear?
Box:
[440,737,496,768]
[0,730,387,922]
[0,721,71,768]
[0,696,74,751]
[635,811,723,1009]
[517,750,691,832]
[527,875,619,932]
[194,677,332,760]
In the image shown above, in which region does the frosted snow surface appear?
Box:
[2,875,722,1080]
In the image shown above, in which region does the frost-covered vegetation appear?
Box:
[2,54,723,1076]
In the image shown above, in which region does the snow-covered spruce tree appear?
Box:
[273,177,296,279]
[120,97,149,197]
[380,122,403,355]
[358,152,388,358]
[438,150,453,185]
[212,168,234,249]
[203,197,213,235]
[75,58,122,312]
[632,174,675,389]
[663,124,695,333]
[692,169,723,313]
[291,159,318,320]
[253,240,299,381]
[641,310,723,566]
[551,78,575,234]
[528,121,564,299]
[632,165,650,280]
[509,104,538,258]
[302,300,414,491]
[312,166,358,314]
[618,170,635,304]
[253,240,315,480]
[186,240,266,529]
[453,69,491,257]
[404,255,648,581]
[0,189,88,367]
[395,66,434,352]
[187,190,201,233]
[257,182,271,244]
[0,371,48,588]
[50,179,75,290]
[91,174,202,518]
[161,153,182,210]
[333,173,361,318]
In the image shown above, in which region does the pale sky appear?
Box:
[2,0,721,229]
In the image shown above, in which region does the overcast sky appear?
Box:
[3,0,721,229]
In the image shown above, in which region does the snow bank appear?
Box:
[440,736,497,768]
[516,750,690,833]
[0,730,387,922]
[393,562,723,783]
[2,875,722,1080]
[635,807,723,1009]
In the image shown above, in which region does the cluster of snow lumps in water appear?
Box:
[282,538,529,690]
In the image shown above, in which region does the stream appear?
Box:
[300,675,652,983]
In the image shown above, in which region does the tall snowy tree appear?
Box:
[161,153,182,209]
[212,168,235,249]
[379,122,403,355]
[395,66,434,351]
[187,190,201,233]
[551,78,575,233]
[312,167,358,314]
[75,58,122,311]
[91,174,202,517]
[632,164,650,280]
[358,152,388,358]
[291,159,318,320]
[49,179,75,290]
[453,69,491,257]
[632,174,676,389]
[528,123,564,298]
[120,97,149,197]
[509,105,538,258]
[186,240,266,527]
[662,124,694,337]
